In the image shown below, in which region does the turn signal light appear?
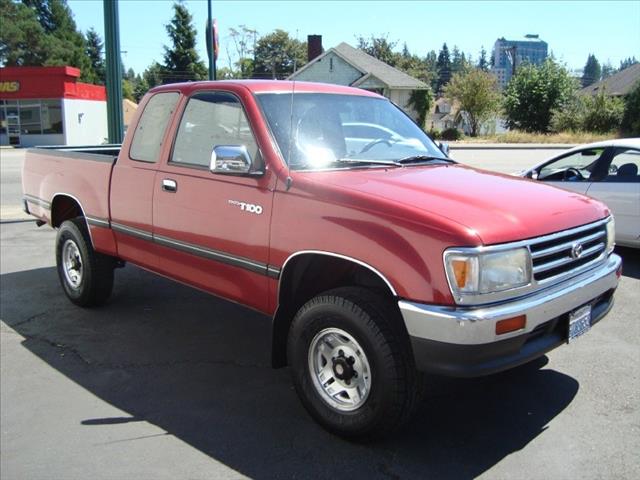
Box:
[495,315,526,335]
[452,259,470,288]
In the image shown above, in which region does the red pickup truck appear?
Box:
[22,80,622,439]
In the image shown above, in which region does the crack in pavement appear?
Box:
[20,333,268,370]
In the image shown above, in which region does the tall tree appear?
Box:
[1,0,94,81]
[581,54,601,87]
[23,0,93,81]
[357,34,398,66]
[424,50,438,92]
[253,29,306,79]
[436,43,451,93]
[227,24,258,78]
[619,56,638,70]
[445,68,501,137]
[162,1,207,84]
[601,61,615,79]
[85,28,105,85]
[504,59,577,132]
[477,46,489,71]
[0,0,50,65]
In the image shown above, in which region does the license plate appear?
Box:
[568,305,592,342]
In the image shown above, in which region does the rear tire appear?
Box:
[287,287,422,440]
[56,217,115,307]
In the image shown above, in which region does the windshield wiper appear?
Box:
[397,155,455,165]
[335,158,403,167]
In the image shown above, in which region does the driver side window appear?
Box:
[539,148,606,181]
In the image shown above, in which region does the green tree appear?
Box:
[132,74,149,102]
[424,50,438,92]
[0,0,50,65]
[122,78,135,101]
[582,89,624,133]
[503,59,577,132]
[581,54,601,87]
[162,1,207,84]
[85,28,105,84]
[228,25,257,78]
[451,46,470,76]
[23,0,93,81]
[444,68,501,137]
[619,56,638,70]
[357,34,398,66]
[253,29,306,79]
[551,94,586,132]
[142,61,164,89]
[601,61,615,79]
[621,80,640,135]
[477,46,489,71]
[1,0,93,81]
[436,43,451,93]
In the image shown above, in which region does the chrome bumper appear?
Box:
[399,254,622,346]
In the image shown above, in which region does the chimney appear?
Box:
[307,35,323,62]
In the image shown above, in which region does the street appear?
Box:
[1,147,639,479]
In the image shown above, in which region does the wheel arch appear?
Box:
[50,193,94,246]
[271,251,403,368]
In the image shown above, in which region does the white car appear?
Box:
[520,138,640,248]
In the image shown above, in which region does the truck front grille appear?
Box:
[529,221,607,283]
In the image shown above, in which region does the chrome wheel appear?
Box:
[308,327,372,412]
[62,239,83,289]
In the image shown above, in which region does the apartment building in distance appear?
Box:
[492,34,548,89]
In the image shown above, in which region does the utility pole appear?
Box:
[104,0,124,144]
[207,0,214,80]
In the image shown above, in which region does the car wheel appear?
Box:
[56,217,115,307]
[287,287,422,439]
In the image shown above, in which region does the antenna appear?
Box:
[285,31,299,191]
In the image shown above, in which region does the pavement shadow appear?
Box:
[1,265,579,479]
[616,245,640,280]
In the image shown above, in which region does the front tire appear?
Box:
[287,287,421,440]
[56,217,115,307]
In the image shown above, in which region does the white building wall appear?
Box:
[62,98,108,145]
[389,89,419,122]
[293,52,363,86]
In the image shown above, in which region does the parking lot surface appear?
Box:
[1,147,639,479]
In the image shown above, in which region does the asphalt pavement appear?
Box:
[1,146,639,479]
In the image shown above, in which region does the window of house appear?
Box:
[130,92,180,162]
[171,91,258,168]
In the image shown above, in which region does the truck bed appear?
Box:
[22,145,120,232]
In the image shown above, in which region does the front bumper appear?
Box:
[399,253,622,377]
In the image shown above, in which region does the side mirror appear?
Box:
[210,145,253,175]
[438,141,450,157]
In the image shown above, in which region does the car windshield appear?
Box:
[256,92,447,170]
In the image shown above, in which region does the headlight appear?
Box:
[606,216,615,253]
[444,247,532,296]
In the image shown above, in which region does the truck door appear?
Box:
[152,90,275,312]
[110,91,181,268]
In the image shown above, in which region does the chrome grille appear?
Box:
[529,221,607,283]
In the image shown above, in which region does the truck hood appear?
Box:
[305,163,609,245]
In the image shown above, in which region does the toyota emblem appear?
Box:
[571,242,584,259]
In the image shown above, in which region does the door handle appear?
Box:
[162,179,177,192]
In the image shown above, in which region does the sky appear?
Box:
[66,0,640,76]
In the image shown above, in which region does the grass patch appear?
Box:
[455,131,618,144]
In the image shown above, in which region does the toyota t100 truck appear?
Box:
[22,81,622,439]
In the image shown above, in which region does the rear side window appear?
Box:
[130,92,180,162]
[171,91,258,168]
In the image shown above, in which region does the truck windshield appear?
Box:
[256,93,447,170]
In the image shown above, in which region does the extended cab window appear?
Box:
[171,91,258,168]
[130,92,180,162]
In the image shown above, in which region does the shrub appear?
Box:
[582,91,624,133]
[621,80,640,136]
[441,127,462,141]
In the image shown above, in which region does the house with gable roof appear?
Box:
[288,39,429,122]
